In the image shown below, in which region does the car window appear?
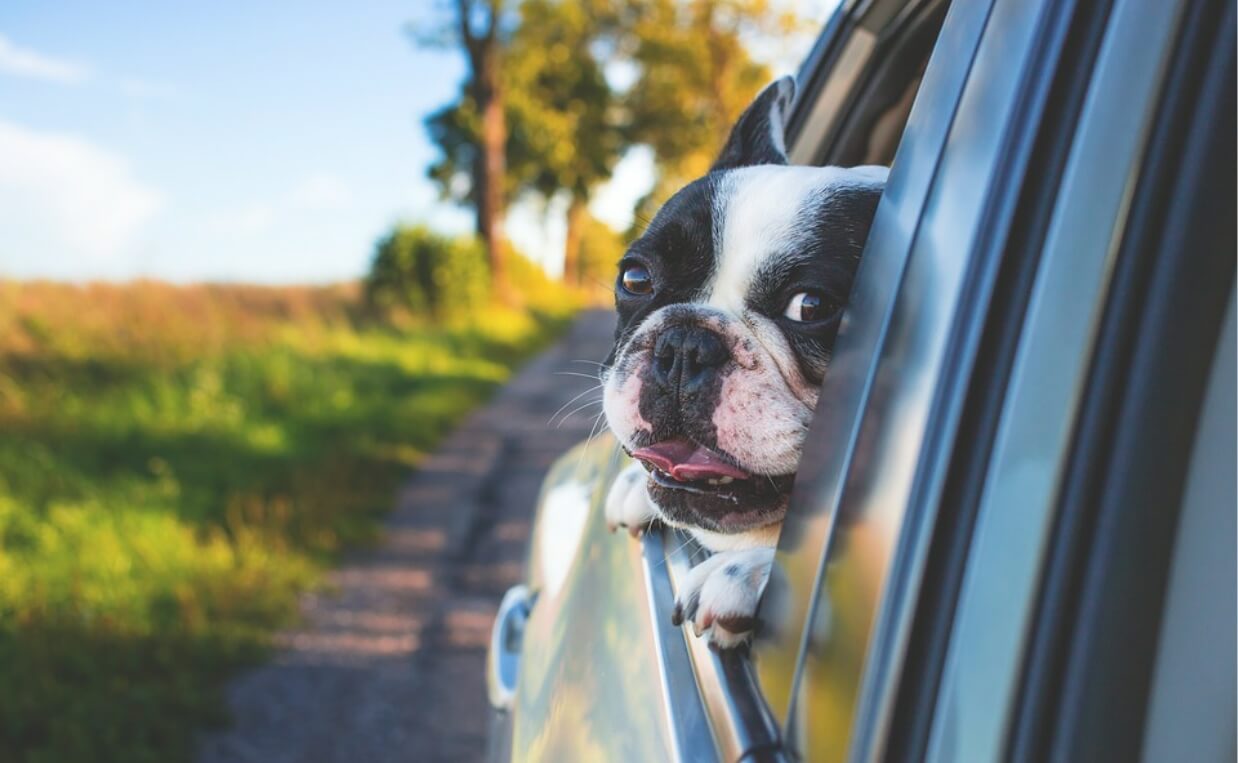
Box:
[647,0,957,754]
[788,0,949,168]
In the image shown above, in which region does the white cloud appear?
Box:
[0,119,162,274]
[0,33,91,84]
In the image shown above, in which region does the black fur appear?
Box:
[747,185,883,384]
[608,176,719,365]
[712,77,795,170]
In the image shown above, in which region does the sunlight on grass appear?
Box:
[0,280,577,762]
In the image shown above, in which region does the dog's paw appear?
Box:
[672,547,775,649]
[605,462,659,537]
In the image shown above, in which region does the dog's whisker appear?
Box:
[547,384,603,426]
[653,532,698,569]
[568,359,611,382]
[555,399,604,429]
[582,411,609,453]
[582,410,609,451]
[553,370,603,381]
[573,409,610,477]
[549,393,602,429]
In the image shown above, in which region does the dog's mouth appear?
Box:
[631,438,795,502]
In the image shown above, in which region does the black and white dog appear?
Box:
[602,77,886,648]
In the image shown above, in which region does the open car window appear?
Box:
[648,0,956,756]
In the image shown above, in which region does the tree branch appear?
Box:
[483,0,502,44]
[457,0,483,69]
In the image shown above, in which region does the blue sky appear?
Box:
[0,1,829,284]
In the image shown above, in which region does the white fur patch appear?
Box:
[674,546,775,648]
[604,462,659,531]
[707,165,876,315]
[601,367,651,446]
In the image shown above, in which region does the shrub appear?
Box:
[364,225,490,320]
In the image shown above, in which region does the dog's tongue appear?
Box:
[632,439,750,481]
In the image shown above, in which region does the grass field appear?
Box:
[0,280,575,763]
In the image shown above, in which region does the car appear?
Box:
[485,0,1236,758]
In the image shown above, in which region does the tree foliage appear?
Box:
[505,0,624,202]
[420,0,794,280]
[625,0,777,180]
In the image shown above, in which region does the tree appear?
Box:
[426,0,624,287]
[420,0,794,283]
[421,0,514,302]
[503,0,625,285]
[619,0,793,235]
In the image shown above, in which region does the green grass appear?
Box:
[0,281,575,763]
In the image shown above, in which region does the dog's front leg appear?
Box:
[672,547,775,649]
[604,462,659,536]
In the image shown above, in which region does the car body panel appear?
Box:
[511,436,722,762]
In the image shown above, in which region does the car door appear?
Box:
[761,0,1235,760]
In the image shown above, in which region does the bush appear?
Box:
[365,224,592,321]
[364,225,490,320]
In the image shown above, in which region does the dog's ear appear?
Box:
[712,76,796,171]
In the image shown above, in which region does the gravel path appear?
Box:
[197,309,616,763]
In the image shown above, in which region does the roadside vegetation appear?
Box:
[0,243,576,762]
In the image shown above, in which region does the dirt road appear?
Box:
[197,309,616,763]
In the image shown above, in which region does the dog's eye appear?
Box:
[620,264,653,296]
[784,292,823,322]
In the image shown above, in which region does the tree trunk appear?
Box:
[478,67,511,302]
[562,195,588,286]
[462,0,513,305]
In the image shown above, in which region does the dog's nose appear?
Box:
[652,325,730,396]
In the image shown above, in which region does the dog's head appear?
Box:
[602,77,886,537]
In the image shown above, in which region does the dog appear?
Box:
[601,76,886,648]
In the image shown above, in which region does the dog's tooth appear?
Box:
[719,476,734,485]
[708,478,720,486]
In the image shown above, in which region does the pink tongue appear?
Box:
[632,439,750,481]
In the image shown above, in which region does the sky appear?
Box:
[0,1,832,284]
